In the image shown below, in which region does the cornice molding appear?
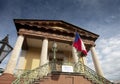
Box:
[19,29,95,46]
[14,19,99,40]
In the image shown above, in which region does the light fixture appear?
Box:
[0,35,13,63]
[52,41,57,71]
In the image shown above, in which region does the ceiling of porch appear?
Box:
[26,38,72,51]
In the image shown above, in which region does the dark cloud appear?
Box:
[20,0,81,19]
[0,0,120,40]
[0,0,9,10]
[1,0,120,22]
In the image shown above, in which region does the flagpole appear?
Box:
[72,32,87,73]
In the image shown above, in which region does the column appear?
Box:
[40,38,49,66]
[72,47,87,64]
[4,35,24,74]
[72,47,79,63]
[90,46,104,77]
[79,57,87,65]
[83,57,87,65]
[17,50,26,69]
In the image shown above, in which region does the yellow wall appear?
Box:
[22,48,74,70]
[23,47,41,70]
[64,51,74,63]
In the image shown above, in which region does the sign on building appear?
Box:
[62,65,73,72]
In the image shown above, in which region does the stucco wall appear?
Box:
[63,51,74,63]
[23,47,41,70]
[19,48,74,70]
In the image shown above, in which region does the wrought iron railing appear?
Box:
[12,63,50,84]
[14,69,31,77]
[12,61,114,84]
[74,61,114,84]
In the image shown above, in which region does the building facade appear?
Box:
[0,19,113,84]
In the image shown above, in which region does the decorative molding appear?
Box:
[19,29,95,46]
[14,19,98,51]
[14,20,99,39]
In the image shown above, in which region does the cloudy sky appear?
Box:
[0,0,120,81]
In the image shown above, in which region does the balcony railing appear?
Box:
[12,61,114,84]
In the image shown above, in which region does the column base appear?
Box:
[0,73,16,84]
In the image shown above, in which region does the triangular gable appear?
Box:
[14,19,99,51]
[14,19,99,40]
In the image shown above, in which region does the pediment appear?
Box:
[14,19,99,51]
[14,19,99,40]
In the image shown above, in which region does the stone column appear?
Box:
[4,35,24,74]
[40,38,49,66]
[83,57,87,65]
[72,47,79,63]
[72,47,87,64]
[17,50,26,69]
[80,57,87,65]
[90,46,104,77]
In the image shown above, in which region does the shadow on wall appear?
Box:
[25,48,41,70]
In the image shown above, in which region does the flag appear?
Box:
[73,32,87,56]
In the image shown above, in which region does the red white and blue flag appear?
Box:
[73,32,87,56]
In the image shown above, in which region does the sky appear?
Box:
[0,0,120,81]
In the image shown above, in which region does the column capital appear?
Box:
[90,43,96,48]
[18,29,27,36]
[41,38,48,41]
